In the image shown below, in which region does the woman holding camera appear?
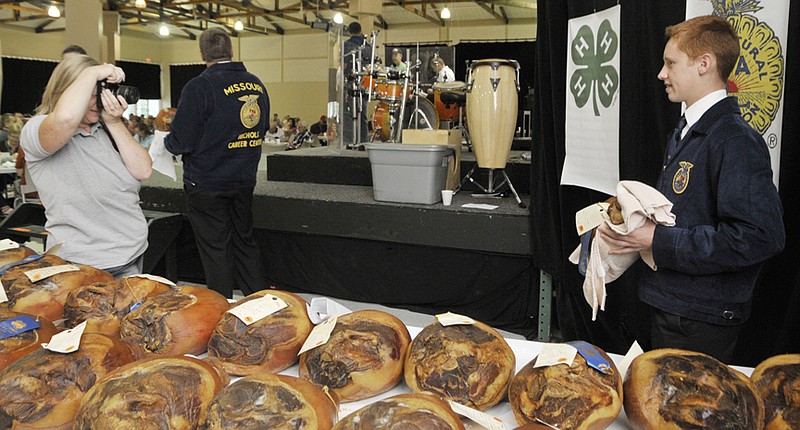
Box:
[20,55,152,277]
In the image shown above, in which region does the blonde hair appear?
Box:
[36,55,99,115]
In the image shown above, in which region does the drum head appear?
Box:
[432,81,467,91]
[403,96,439,132]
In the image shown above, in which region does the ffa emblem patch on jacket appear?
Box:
[238,94,261,129]
[672,161,693,194]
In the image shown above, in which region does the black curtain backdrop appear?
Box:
[116,60,161,100]
[169,64,205,107]
[532,0,799,366]
[1,57,58,115]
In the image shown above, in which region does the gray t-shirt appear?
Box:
[20,115,148,269]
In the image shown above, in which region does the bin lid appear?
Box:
[364,143,455,152]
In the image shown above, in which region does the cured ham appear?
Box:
[63,276,173,337]
[208,290,313,375]
[751,354,800,430]
[0,333,139,430]
[508,342,622,430]
[0,309,57,371]
[74,356,229,430]
[623,348,763,430]
[331,393,465,430]
[0,245,37,268]
[298,310,410,402]
[206,373,338,430]
[4,255,114,321]
[405,320,515,411]
[119,285,229,356]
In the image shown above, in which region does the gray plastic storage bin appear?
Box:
[365,143,454,204]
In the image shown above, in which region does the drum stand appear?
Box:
[456,166,527,208]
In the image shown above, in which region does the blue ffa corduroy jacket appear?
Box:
[165,62,269,191]
[640,96,785,325]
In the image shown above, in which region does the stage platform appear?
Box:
[140,145,541,338]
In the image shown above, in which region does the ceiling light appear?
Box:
[159,24,170,36]
[441,7,451,19]
[134,0,146,9]
[47,5,60,18]
[333,12,343,24]
[234,20,244,31]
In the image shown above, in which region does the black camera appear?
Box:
[97,80,139,109]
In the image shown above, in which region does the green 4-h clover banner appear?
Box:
[560,5,621,196]
[687,0,790,187]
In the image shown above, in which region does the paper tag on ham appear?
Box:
[0,284,7,304]
[42,320,86,353]
[618,341,644,378]
[575,202,610,235]
[567,340,612,374]
[298,316,338,355]
[447,400,506,430]
[228,294,288,325]
[25,264,80,283]
[0,239,20,252]
[0,315,40,340]
[130,273,177,286]
[44,242,63,256]
[534,343,578,368]
[436,311,475,326]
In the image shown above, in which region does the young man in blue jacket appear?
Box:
[165,28,269,298]
[599,15,785,363]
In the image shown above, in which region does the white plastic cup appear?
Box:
[441,190,453,206]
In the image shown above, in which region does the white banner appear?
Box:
[687,1,790,186]
[561,5,622,196]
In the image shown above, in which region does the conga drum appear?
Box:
[466,59,520,169]
[433,81,467,121]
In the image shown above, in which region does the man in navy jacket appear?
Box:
[166,28,269,298]
[599,16,785,362]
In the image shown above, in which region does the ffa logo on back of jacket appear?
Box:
[223,82,264,150]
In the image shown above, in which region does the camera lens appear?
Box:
[115,85,140,105]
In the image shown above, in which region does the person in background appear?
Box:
[134,121,154,148]
[598,15,785,363]
[19,55,152,277]
[61,44,87,60]
[264,121,284,141]
[164,27,269,299]
[342,21,372,148]
[388,48,407,76]
[287,121,310,150]
[310,115,327,135]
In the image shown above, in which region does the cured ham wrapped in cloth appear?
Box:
[750,353,800,430]
[331,393,465,430]
[3,255,114,321]
[298,309,411,402]
[0,333,139,430]
[208,290,313,376]
[508,341,623,430]
[205,373,339,430]
[119,285,229,356]
[0,309,58,371]
[74,355,229,430]
[404,319,515,411]
[62,275,173,337]
[623,348,764,430]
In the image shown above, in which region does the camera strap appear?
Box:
[98,117,120,153]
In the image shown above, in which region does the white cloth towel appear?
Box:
[148,130,179,181]
[569,180,676,320]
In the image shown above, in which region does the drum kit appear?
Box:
[345,42,525,207]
